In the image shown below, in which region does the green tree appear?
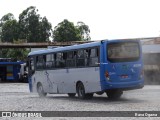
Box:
[19,6,39,42]
[19,6,52,42]
[53,19,82,42]
[77,21,91,41]
[0,13,16,42]
[39,17,52,41]
[0,13,15,27]
[1,48,29,61]
[1,19,19,42]
[0,13,29,60]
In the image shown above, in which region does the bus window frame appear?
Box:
[28,56,35,75]
[36,55,46,70]
[107,42,140,63]
[31,46,100,71]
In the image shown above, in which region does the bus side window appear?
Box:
[61,52,67,68]
[84,49,89,66]
[66,51,76,68]
[55,53,59,68]
[74,51,77,58]
[31,58,34,71]
[36,55,46,70]
[96,48,99,57]
[43,55,46,69]
[77,50,85,67]
[89,48,99,67]
[36,56,40,69]
[29,57,35,75]
[46,54,53,69]
[53,54,56,68]
[56,52,66,68]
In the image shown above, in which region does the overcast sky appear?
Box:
[1,0,160,40]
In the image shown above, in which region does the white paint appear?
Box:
[32,67,101,94]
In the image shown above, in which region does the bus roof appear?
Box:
[28,39,140,56]
[28,41,102,56]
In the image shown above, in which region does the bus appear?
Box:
[0,58,27,82]
[28,39,144,99]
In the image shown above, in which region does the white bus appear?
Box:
[28,39,144,99]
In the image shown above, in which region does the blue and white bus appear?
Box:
[28,39,144,99]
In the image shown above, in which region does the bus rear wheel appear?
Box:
[37,83,47,97]
[106,89,123,99]
[68,93,76,97]
[76,82,93,99]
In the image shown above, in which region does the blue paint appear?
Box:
[99,40,144,91]
[0,61,24,81]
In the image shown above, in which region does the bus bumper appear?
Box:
[101,80,144,91]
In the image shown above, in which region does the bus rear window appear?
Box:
[107,42,140,62]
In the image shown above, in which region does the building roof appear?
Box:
[142,44,160,53]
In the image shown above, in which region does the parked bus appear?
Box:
[28,39,144,99]
[0,58,28,82]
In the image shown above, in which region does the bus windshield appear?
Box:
[107,42,140,62]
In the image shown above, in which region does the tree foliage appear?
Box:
[77,21,91,41]
[39,17,52,41]
[0,13,29,61]
[53,19,82,42]
[19,6,52,42]
[0,7,91,43]
[0,6,92,61]
[1,48,29,61]
[53,19,91,42]
[0,6,52,43]
[0,13,17,42]
[19,6,39,42]
[0,13,15,27]
[1,20,19,42]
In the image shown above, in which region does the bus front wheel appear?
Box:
[76,82,93,99]
[37,83,47,97]
[106,90,123,99]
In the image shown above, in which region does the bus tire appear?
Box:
[77,82,85,99]
[68,93,76,97]
[37,83,47,97]
[76,82,93,99]
[106,89,123,99]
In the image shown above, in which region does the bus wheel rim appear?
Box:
[38,85,43,93]
[79,85,83,97]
